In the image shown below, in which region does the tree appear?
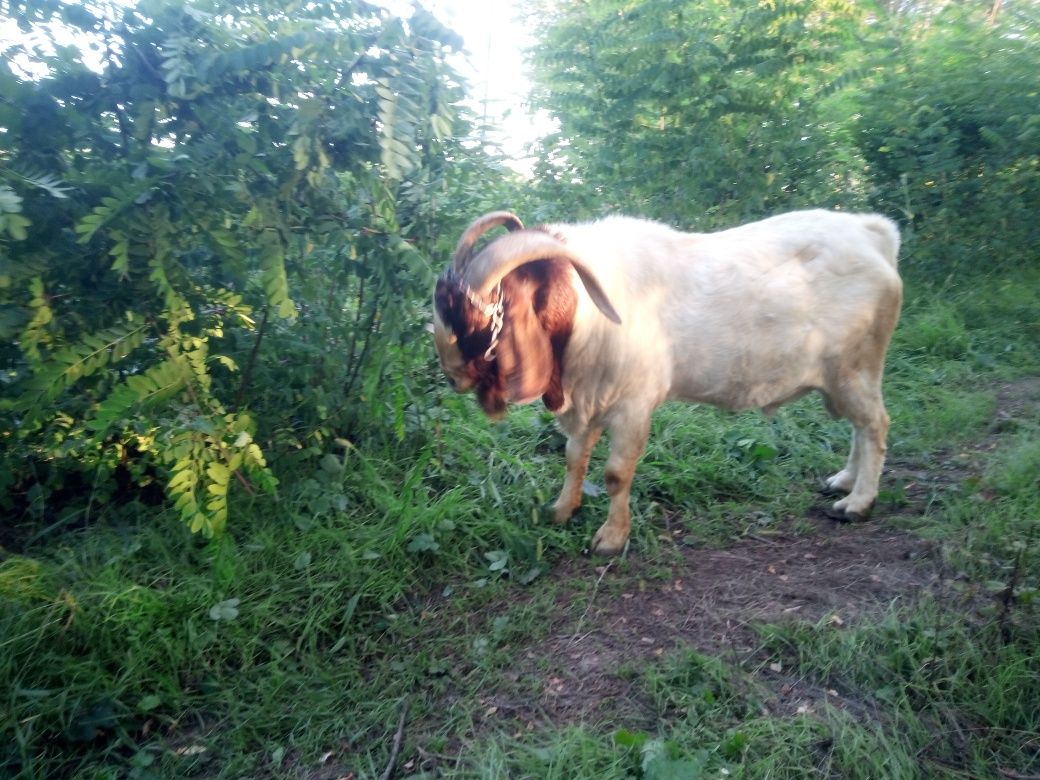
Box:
[854,3,1040,273]
[524,0,875,227]
[0,0,474,534]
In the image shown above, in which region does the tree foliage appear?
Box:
[854,4,1040,273]
[525,0,1040,255]
[525,0,879,226]
[0,0,501,534]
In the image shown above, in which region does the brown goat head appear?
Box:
[432,258,577,418]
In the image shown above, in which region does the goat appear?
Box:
[432,210,902,555]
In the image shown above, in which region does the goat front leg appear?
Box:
[589,408,650,556]
[552,424,602,523]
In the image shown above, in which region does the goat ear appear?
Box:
[569,262,622,324]
[496,296,553,404]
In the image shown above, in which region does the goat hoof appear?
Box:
[825,506,851,522]
[818,485,845,498]
[588,527,629,557]
[587,540,625,557]
[550,502,579,524]
[825,507,869,523]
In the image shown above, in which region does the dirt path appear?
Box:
[428,377,1040,747]
[510,519,934,723]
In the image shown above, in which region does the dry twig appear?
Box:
[379,698,409,780]
[997,770,1040,780]
[568,561,613,646]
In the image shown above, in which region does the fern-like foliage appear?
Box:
[73,182,151,244]
[258,230,296,320]
[84,359,190,435]
[4,167,71,199]
[16,322,149,419]
[165,414,274,536]
[2,0,468,533]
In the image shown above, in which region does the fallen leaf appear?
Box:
[828,614,845,627]
[769,662,783,673]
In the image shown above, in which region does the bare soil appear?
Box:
[449,514,936,745]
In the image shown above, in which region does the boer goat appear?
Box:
[433,210,902,555]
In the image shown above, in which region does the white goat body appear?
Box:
[433,209,902,554]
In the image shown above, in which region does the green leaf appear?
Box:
[614,728,649,749]
[208,598,240,621]
[484,550,509,572]
[407,534,439,553]
[137,695,162,712]
[0,185,22,213]
[6,213,29,240]
[641,740,709,780]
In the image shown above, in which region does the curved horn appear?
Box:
[464,230,622,325]
[452,211,525,272]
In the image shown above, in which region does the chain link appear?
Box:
[483,282,504,361]
[459,280,504,362]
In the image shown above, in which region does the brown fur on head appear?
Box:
[432,259,577,418]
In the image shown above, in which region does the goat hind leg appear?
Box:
[829,383,889,521]
[823,429,860,496]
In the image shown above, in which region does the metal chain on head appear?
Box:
[457,278,505,362]
[483,282,504,361]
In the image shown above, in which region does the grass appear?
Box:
[2,270,1039,779]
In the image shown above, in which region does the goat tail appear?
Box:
[863,215,901,269]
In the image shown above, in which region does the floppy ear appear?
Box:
[477,381,508,419]
[496,284,554,404]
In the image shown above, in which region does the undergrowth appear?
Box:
[2,272,1039,778]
